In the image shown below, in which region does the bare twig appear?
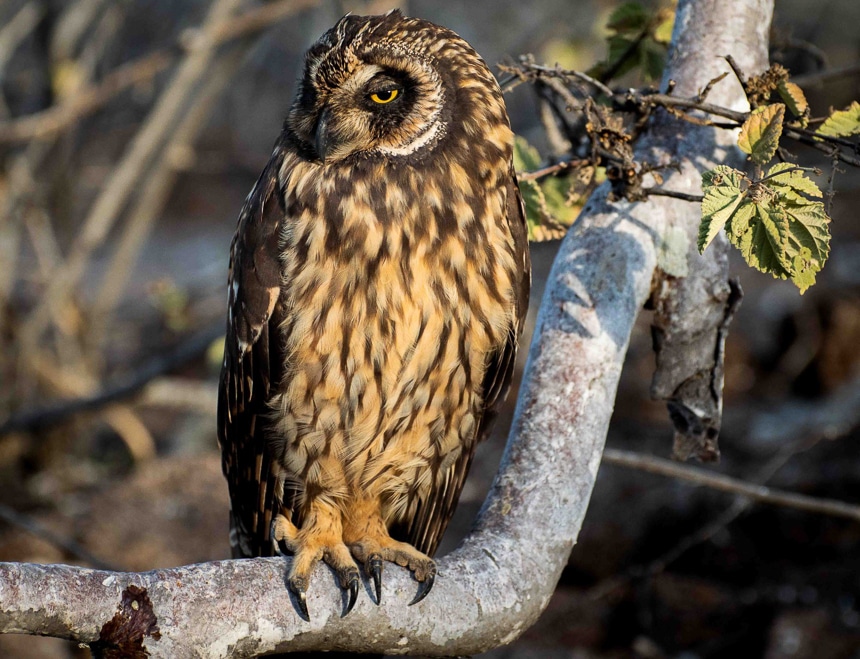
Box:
[518,158,590,181]
[0,504,117,572]
[642,187,704,202]
[0,2,45,77]
[603,448,860,522]
[0,0,321,144]
[90,39,251,335]
[17,0,242,358]
[0,50,174,143]
[723,53,748,89]
[0,324,222,437]
[499,61,615,98]
[141,377,218,415]
[792,61,860,88]
[695,71,730,103]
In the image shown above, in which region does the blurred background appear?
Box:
[0,0,859,657]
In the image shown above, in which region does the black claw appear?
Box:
[369,556,383,605]
[343,576,359,617]
[293,587,310,620]
[409,569,436,606]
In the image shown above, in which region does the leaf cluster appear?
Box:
[699,164,830,293]
[513,137,592,241]
[697,64,859,293]
[505,4,858,294]
[588,2,675,83]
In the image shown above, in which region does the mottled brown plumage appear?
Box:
[217,10,530,617]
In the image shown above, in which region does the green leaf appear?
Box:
[706,164,832,293]
[765,163,822,200]
[513,135,541,171]
[607,2,649,32]
[640,37,667,82]
[817,100,860,138]
[763,163,830,272]
[738,104,785,165]
[602,35,639,79]
[514,135,580,241]
[777,80,808,118]
[699,165,746,253]
[729,203,791,277]
[790,248,818,294]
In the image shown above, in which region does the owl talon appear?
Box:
[290,580,310,620]
[344,574,360,616]
[409,567,436,606]
[368,556,383,604]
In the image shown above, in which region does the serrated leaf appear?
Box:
[765,163,822,200]
[699,165,747,253]
[784,201,830,266]
[777,81,808,117]
[762,163,831,278]
[738,104,785,165]
[607,2,649,32]
[729,203,791,277]
[790,248,817,294]
[817,101,860,138]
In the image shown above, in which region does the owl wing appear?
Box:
[217,149,287,558]
[398,169,531,557]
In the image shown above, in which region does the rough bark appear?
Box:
[648,1,771,461]
[0,0,773,656]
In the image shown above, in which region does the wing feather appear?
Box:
[217,148,286,558]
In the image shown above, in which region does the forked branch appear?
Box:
[0,0,773,655]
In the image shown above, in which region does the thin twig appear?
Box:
[0,2,45,76]
[642,187,704,202]
[17,0,242,356]
[792,61,860,88]
[0,503,118,571]
[499,61,614,98]
[90,40,250,336]
[518,158,590,181]
[723,54,747,88]
[602,448,860,523]
[695,71,729,103]
[783,127,860,167]
[0,50,174,143]
[0,0,321,144]
[0,324,222,437]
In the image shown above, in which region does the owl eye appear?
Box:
[369,88,400,104]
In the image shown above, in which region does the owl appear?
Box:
[217,9,530,619]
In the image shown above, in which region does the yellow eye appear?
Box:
[369,88,400,104]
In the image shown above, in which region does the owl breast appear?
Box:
[270,149,518,523]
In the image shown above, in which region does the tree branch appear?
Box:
[0,324,222,436]
[602,449,860,522]
[647,0,771,461]
[0,0,775,655]
[0,0,321,144]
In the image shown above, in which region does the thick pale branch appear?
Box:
[0,0,774,656]
[648,0,771,461]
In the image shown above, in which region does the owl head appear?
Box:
[285,10,510,165]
